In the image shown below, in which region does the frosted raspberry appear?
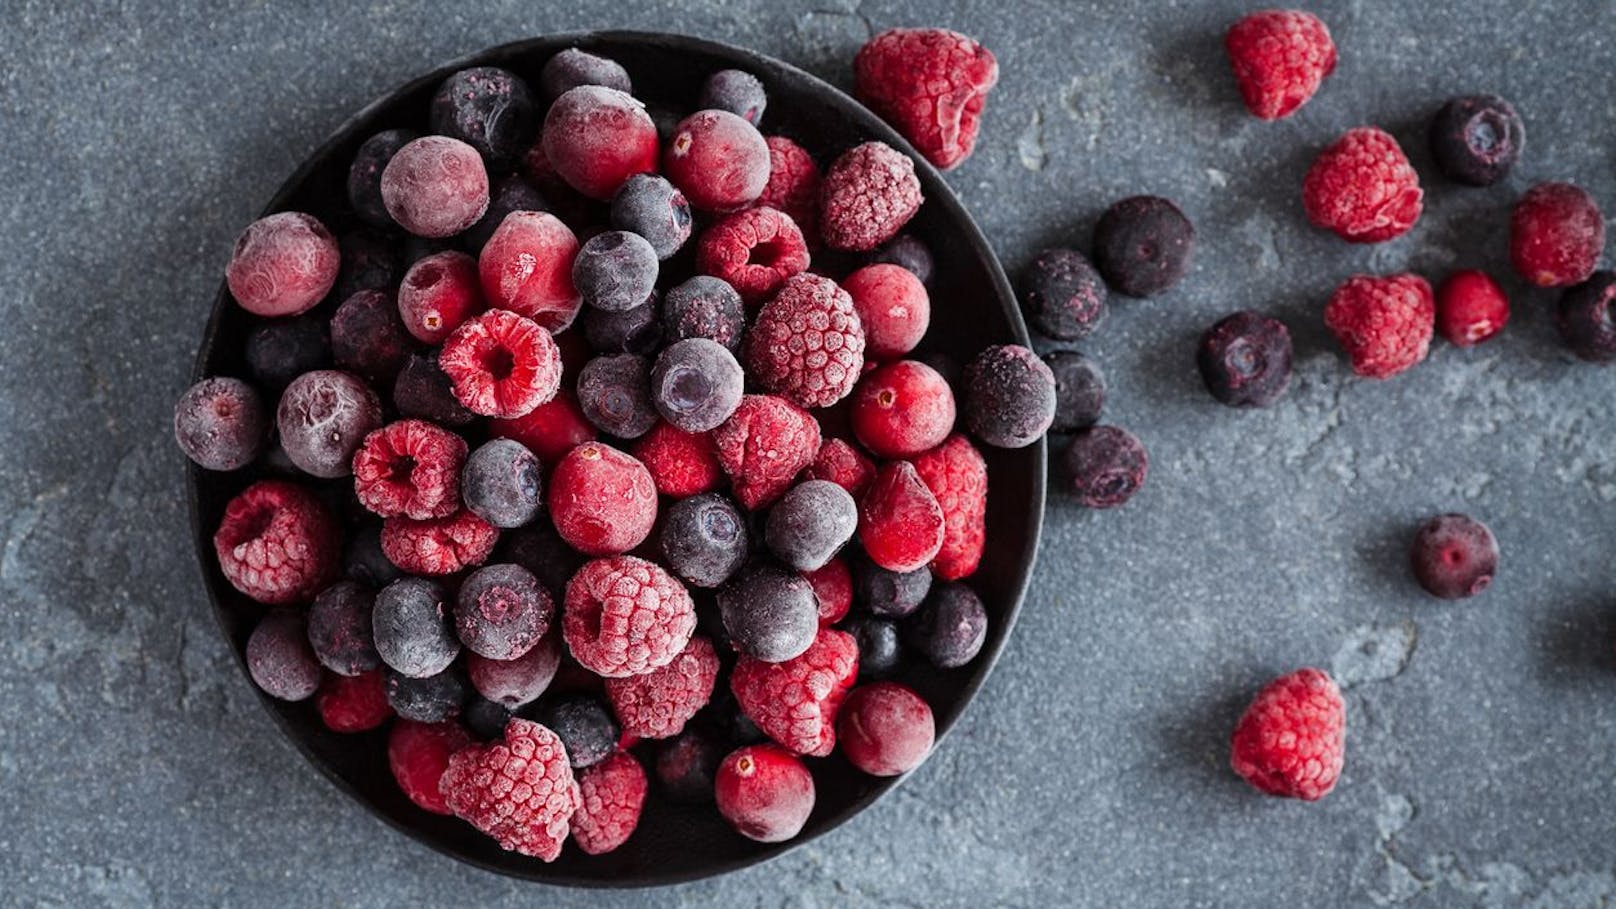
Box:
[854,28,999,170]
[352,419,468,520]
[801,437,876,499]
[604,635,719,739]
[757,136,821,238]
[570,750,648,855]
[562,556,697,678]
[441,718,580,859]
[440,309,563,419]
[388,719,473,815]
[745,274,866,410]
[213,480,339,605]
[1323,274,1435,379]
[1224,10,1336,120]
[1230,668,1345,801]
[712,395,823,510]
[731,628,858,757]
[1435,270,1509,347]
[696,206,810,304]
[1302,127,1423,243]
[858,461,945,573]
[380,509,499,576]
[632,421,722,498]
[912,433,988,581]
[819,142,924,251]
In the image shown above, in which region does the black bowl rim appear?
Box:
[188,29,1046,887]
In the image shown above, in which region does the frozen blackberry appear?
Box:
[246,610,322,701]
[1020,248,1108,341]
[577,354,658,439]
[429,66,538,172]
[610,174,693,259]
[905,582,987,669]
[1556,272,1616,363]
[307,580,380,676]
[764,480,858,572]
[335,229,405,300]
[373,577,460,678]
[660,493,749,589]
[1197,311,1293,407]
[276,369,383,479]
[347,128,419,229]
[534,694,619,769]
[700,69,767,124]
[582,290,663,355]
[245,316,330,391]
[344,523,401,587]
[855,557,932,618]
[574,230,660,312]
[393,351,476,427]
[173,377,268,472]
[1429,94,1525,187]
[656,729,722,804]
[1064,426,1148,508]
[663,275,745,351]
[455,563,553,660]
[462,439,542,529]
[1045,351,1106,432]
[385,666,467,723]
[651,338,745,433]
[872,234,934,285]
[1092,196,1195,297]
[498,522,585,598]
[463,696,514,740]
[718,563,819,662]
[845,615,902,679]
[963,345,1056,449]
[540,48,632,101]
[463,175,547,251]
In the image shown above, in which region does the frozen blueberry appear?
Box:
[246,609,322,701]
[650,338,745,433]
[463,174,547,251]
[534,694,618,769]
[463,696,513,740]
[845,615,902,679]
[764,480,857,572]
[174,377,268,472]
[330,289,415,385]
[661,493,749,588]
[577,354,657,439]
[872,234,934,285]
[905,582,987,669]
[385,666,467,723]
[429,66,538,172]
[245,317,330,391]
[344,523,401,587]
[1556,272,1616,363]
[455,562,553,660]
[373,577,460,678]
[1064,425,1148,509]
[574,230,659,312]
[700,69,767,124]
[498,522,585,599]
[1410,513,1500,599]
[462,438,542,528]
[540,48,632,101]
[855,557,932,618]
[1045,351,1106,432]
[347,128,419,229]
[582,290,663,354]
[662,275,745,351]
[1020,248,1108,341]
[718,563,819,662]
[611,174,693,259]
[276,369,383,479]
[335,229,405,300]
[1092,195,1195,297]
[307,580,380,676]
[656,729,721,804]
[1197,311,1293,407]
[393,351,476,427]
[963,344,1057,449]
[1429,94,1525,187]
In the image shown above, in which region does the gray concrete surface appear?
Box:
[3,1,1615,906]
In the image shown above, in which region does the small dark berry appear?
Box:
[347,129,419,229]
[276,369,383,479]
[872,234,934,285]
[393,351,476,427]
[582,290,663,355]
[1197,311,1293,407]
[574,230,660,312]
[855,556,932,618]
[661,493,749,589]
[1092,195,1195,297]
[462,439,543,529]
[174,377,268,471]
[963,344,1056,448]
[1429,94,1525,187]
[1064,425,1148,508]
[700,69,768,124]
[534,694,618,769]
[577,354,658,439]
[307,580,380,676]
[335,229,404,300]
[710,689,767,745]
[1045,351,1106,432]
[540,48,632,101]
[764,481,857,572]
[330,289,415,385]
[1410,513,1500,599]
[718,563,819,662]
[845,615,903,679]
[454,562,553,660]
[498,522,585,599]
[656,729,722,804]
[1020,248,1108,341]
[429,66,539,172]
[463,696,514,740]
[610,174,693,259]
[651,338,745,433]
[245,317,330,391]
[344,523,402,588]
[246,609,322,701]
[385,666,467,723]
[1556,272,1616,363]
[463,175,547,251]
[373,577,461,678]
[662,275,746,351]
[904,582,987,669]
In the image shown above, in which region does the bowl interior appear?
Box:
[190,31,1045,886]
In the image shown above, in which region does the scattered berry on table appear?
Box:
[380,508,499,576]
[535,694,620,769]
[845,615,903,679]
[490,389,596,464]
[429,66,538,172]
[246,609,322,701]
[765,480,858,572]
[373,576,460,678]
[719,562,821,663]
[1197,311,1294,407]
[381,135,490,238]
[577,354,658,439]
[315,669,394,733]
[543,85,659,200]
[1224,9,1336,120]
[634,421,722,498]
[1229,668,1345,801]
[307,580,380,677]
[819,141,924,252]
[572,750,648,855]
[1435,270,1510,347]
[904,581,987,669]
[388,719,472,815]
[582,289,663,355]
[805,556,853,626]
[549,442,658,556]
[748,273,866,409]
[441,718,580,860]
[662,275,747,351]
[246,316,330,391]
[397,250,484,344]
[563,555,696,678]
[462,438,542,529]
[468,634,562,711]
[225,211,340,317]
[440,308,562,418]
[1324,273,1435,379]
[1557,271,1616,362]
[477,210,582,330]
[539,48,632,101]
[656,729,722,804]
[1092,195,1197,295]
[700,69,767,124]
[352,419,468,521]
[462,696,513,741]
[837,681,935,776]
[859,461,946,573]
[912,433,988,581]
[713,395,823,510]
[962,344,1056,449]
[610,173,692,259]
[336,228,404,300]
[802,437,876,499]
[757,136,821,239]
[574,230,660,313]
[854,28,999,169]
[665,109,771,212]
[1044,351,1106,432]
[651,338,746,433]
[1064,425,1148,509]
[174,377,267,471]
[855,556,932,618]
[347,129,419,229]
[1410,513,1500,600]
[1302,128,1423,244]
[394,351,477,427]
[843,263,931,360]
[344,523,401,588]
[731,628,858,756]
[1510,182,1606,288]
[851,360,955,458]
[213,479,339,604]
[1019,248,1107,341]
[660,493,750,589]
[605,635,719,739]
[715,744,816,843]
[455,563,553,661]
[1428,94,1525,187]
[463,174,548,251]
[872,234,935,285]
[696,206,811,304]
[386,666,468,723]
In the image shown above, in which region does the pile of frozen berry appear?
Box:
[176,30,1028,858]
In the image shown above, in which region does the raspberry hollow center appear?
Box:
[749,240,785,267]
[484,346,516,380]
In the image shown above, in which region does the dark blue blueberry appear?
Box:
[1092,195,1195,298]
[610,174,693,259]
[497,521,584,599]
[334,229,404,300]
[347,129,419,229]
[660,493,749,589]
[385,666,467,723]
[373,577,460,678]
[1429,94,1525,187]
[246,316,330,391]
[699,69,767,125]
[582,289,664,354]
[662,276,746,352]
[1197,311,1292,407]
[656,729,722,804]
[539,48,632,102]
[904,582,988,669]
[871,233,934,285]
[855,557,931,618]
[429,67,538,172]
[1020,247,1108,341]
[718,563,819,662]
[764,480,857,572]
[1045,350,1107,431]
[963,344,1056,449]
[463,175,547,251]
[650,338,744,433]
[462,439,543,528]
[306,580,379,676]
[574,230,659,312]
[534,695,618,769]
[576,354,657,439]
[344,523,401,587]
[393,350,476,427]
[463,696,513,740]
[454,563,553,661]
[1556,271,1616,363]
[246,610,322,701]
[845,615,902,679]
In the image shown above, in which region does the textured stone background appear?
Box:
[3,1,1615,906]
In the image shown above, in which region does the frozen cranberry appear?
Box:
[664,109,771,212]
[542,86,659,200]
[380,135,490,238]
[478,210,583,331]
[1436,270,1509,347]
[398,250,485,343]
[548,442,658,556]
[490,389,596,463]
[836,681,934,776]
[842,264,930,360]
[851,361,956,458]
[225,212,340,317]
[1510,182,1605,288]
[714,744,815,843]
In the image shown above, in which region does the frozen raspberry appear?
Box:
[352,419,468,520]
[440,309,562,418]
[330,289,416,386]
[757,136,821,239]
[381,509,498,576]
[851,360,955,459]
[478,210,582,330]
[462,438,542,529]
[1197,311,1294,407]
[213,480,339,604]
[490,389,595,464]
[1510,182,1606,288]
[873,234,935,285]
[347,129,419,229]
[747,273,866,409]
[633,421,722,497]
[912,433,987,581]
[714,744,816,843]
[713,395,823,510]
[246,314,331,391]
[904,581,986,668]
[719,564,820,662]
[1429,94,1525,187]
[174,377,268,471]
[805,556,853,626]
[838,681,934,776]
[663,275,746,351]
[441,718,580,859]
[246,609,322,700]
[1324,273,1435,379]
[731,628,858,757]
[1303,128,1424,244]
[666,109,771,212]
[571,750,648,855]
[381,136,490,238]
[802,437,876,499]
[398,251,484,344]
[611,174,692,260]
[1230,668,1345,801]
[605,635,719,739]
[656,729,721,804]
[563,555,697,678]
[1019,248,1107,341]
[542,86,659,200]
[577,354,658,439]
[388,719,473,814]
[1045,351,1106,431]
[842,263,930,360]
[701,69,767,124]
[468,634,561,710]
[456,563,553,660]
[1558,272,1616,362]
[1064,425,1148,509]
[548,442,657,556]
[854,28,999,170]
[660,494,749,589]
[316,669,394,733]
[766,480,858,572]
[540,48,631,101]
[1093,196,1196,297]
[859,461,945,573]
[962,345,1055,449]
[225,211,340,317]
[856,556,932,618]
[1436,270,1509,347]
[820,142,924,252]
[697,206,811,304]
[1410,513,1500,599]
[386,666,468,723]
[1224,10,1336,120]
[394,352,476,428]
[429,66,538,172]
[307,580,380,676]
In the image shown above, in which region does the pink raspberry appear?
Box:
[696,206,810,304]
[854,28,999,170]
[858,461,945,573]
[563,555,696,678]
[1225,10,1337,120]
[801,437,876,499]
[1302,127,1424,243]
[604,635,719,738]
[912,433,988,581]
[352,419,468,520]
[712,395,823,510]
[632,421,722,498]
[746,274,866,409]
[571,750,648,855]
[841,263,930,360]
[541,86,659,200]
[478,210,582,330]
[665,109,771,212]
[1510,182,1606,288]
[380,509,499,576]
[819,142,924,251]
[850,360,956,458]
[731,628,858,757]
[440,309,563,419]
[397,250,484,343]
[490,389,596,464]
[1230,668,1345,801]
[225,211,340,317]
[548,442,658,556]
[212,480,339,604]
[1324,273,1435,379]
[388,719,472,815]
[757,136,821,239]
[441,718,580,859]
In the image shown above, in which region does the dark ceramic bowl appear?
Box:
[188,31,1044,887]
